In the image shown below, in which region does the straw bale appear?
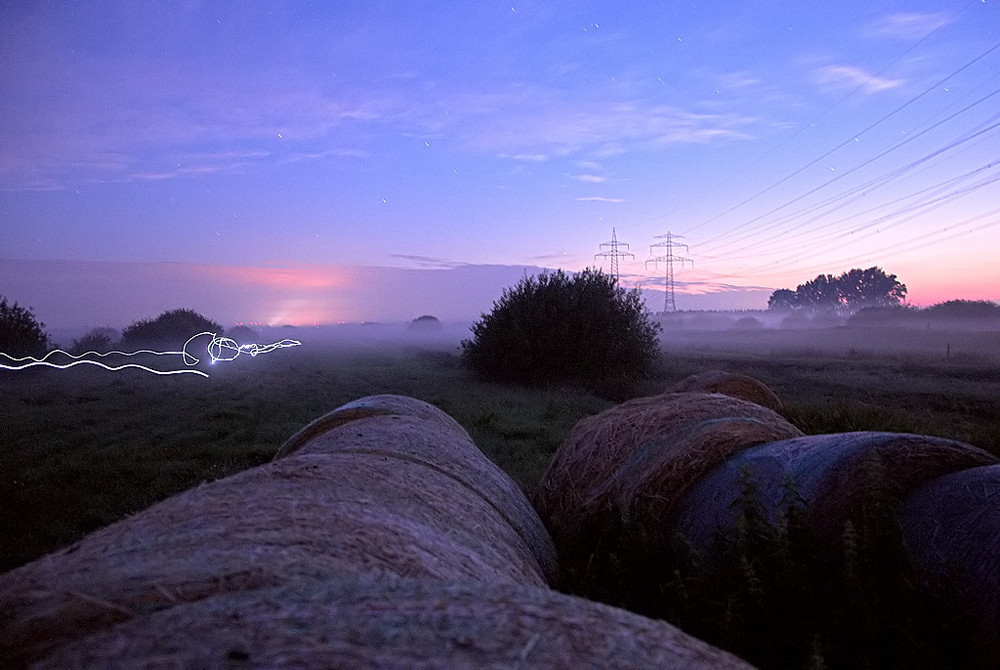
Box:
[670,371,783,411]
[34,575,754,669]
[534,392,801,550]
[672,431,999,551]
[901,464,1000,659]
[275,394,470,459]
[0,397,557,667]
[277,401,557,583]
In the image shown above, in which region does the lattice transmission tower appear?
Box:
[594,227,634,283]
[646,232,693,313]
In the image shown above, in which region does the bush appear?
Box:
[0,296,49,358]
[225,325,259,345]
[70,327,121,355]
[923,299,1000,320]
[121,308,223,349]
[407,315,443,333]
[461,268,661,391]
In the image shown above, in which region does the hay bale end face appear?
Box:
[533,391,802,597]
[36,576,755,670]
[901,464,1000,660]
[670,371,783,411]
[0,395,557,667]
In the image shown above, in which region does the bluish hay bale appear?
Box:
[33,576,754,670]
[901,464,1000,662]
[0,395,557,668]
[671,431,998,552]
[534,392,801,552]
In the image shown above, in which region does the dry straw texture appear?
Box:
[534,392,802,551]
[34,575,754,670]
[901,464,1000,661]
[533,392,801,597]
[672,431,999,551]
[0,395,557,668]
[670,371,783,411]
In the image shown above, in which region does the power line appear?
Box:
[688,37,1000,245]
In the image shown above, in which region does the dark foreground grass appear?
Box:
[2,334,999,578]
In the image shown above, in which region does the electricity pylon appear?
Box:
[646,232,693,313]
[595,227,634,283]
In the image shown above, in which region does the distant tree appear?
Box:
[407,315,443,333]
[768,267,906,313]
[767,288,798,311]
[70,327,121,355]
[461,268,661,393]
[795,273,841,311]
[0,296,50,357]
[838,267,907,309]
[121,308,223,349]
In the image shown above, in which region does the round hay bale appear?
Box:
[901,464,1000,661]
[0,396,557,668]
[533,392,801,563]
[275,394,469,459]
[670,370,783,411]
[33,576,754,669]
[672,431,999,552]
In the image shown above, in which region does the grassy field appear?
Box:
[2,325,999,574]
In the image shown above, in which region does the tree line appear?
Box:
[768,267,907,312]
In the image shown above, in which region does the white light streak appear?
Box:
[0,332,302,377]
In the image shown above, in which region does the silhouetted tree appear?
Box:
[121,308,223,349]
[0,296,49,357]
[407,315,443,333]
[767,288,798,311]
[795,273,841,311]
[461,268,661,393]
[838,267,907,309]
[768,267,906,313]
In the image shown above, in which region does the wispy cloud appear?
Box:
[814,65,904,94]
[389,255,470,269]
[574,174,606,183]
[864,12,954,40]
[577,196,624,203]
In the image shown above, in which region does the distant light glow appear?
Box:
[0,332,301,377]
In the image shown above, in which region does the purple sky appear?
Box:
[2,1,999,330]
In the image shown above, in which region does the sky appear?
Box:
[2,1,999,331]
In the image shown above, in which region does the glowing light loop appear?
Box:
[0,332,301,377]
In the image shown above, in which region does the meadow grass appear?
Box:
[2,334,999,574]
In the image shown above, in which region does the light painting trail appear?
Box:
[0,332,302,378]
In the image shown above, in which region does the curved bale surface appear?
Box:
[672,431,998,552]
[670,371,783,411]
[533,393,802,546]
[533,392,801,585]
[276,396,557,583]
[35,576,755,670]
[901,464,1000,661]
[275,394,470,459]
[0,395,557,668]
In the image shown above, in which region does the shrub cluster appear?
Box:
[121,308,223,349]
[70,327,121,355]
[461,268,661,392]
[0,296,49,357]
